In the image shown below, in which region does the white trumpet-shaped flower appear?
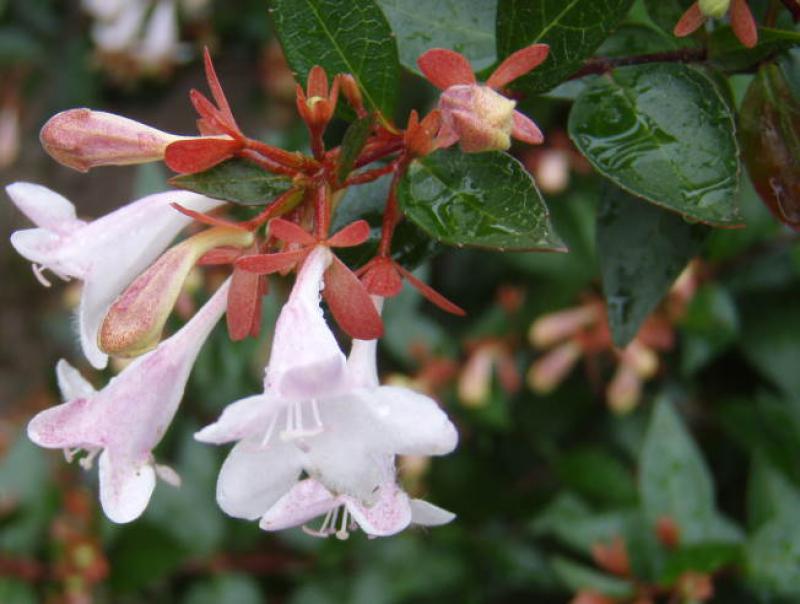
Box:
[27,280,230,523]
[6,183,223,368]
[196,249,457,537]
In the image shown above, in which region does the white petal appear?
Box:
[409,499,455,526]
[82,0,127,20]
[155,464,181,487]
[6,182,79,232]
[136,0,178,66]
[345,482,412,537]
[9,229,77,276]
[259,479,337,532]
[27,397,99,450]
[346,336,379,389]
[98,450,156,523]
[77,276,110,369]
[265,246,347,400]
[55,359,96,401]
[194,394,275,444]
[91,0,147,51]
[365,386,459,456]
[216,440,302,520]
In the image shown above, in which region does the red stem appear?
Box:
[343,161,397,187]
[242,187,303,230]
[243,138,319,173]
[238,149,298,177]
[378,164,405,256]
[314,183,331,240]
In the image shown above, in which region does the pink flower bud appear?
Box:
[439,85,517,152]
[100,226,253,357]
[527,340,582,393]
[529,304,600,348]
[40,109,185,172]
[607,363,642,414]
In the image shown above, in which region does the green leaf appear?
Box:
[109,523,187,592]
[569,63,742,225]
[556,448,637,507]
[0,580,36,604]
[0,26,43,64]
[660,543,743,585]
[746,512,800,597]
[550,556,635,598]
[397,148,564,251]
[270,0,399,117]
[338,114,374,182]
[709,26,800,73]
[183,574,264,604]
[171,159,296,206]
[597,185,707,346]
[377,0,496,73]
[680,284,739,373]
[747,456,800,531]
[496,0,635,94]
[640,398,742,544]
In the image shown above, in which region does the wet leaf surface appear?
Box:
[570,63,742,225]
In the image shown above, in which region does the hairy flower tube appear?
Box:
[674,0,758,48]
[6,183,223,369]
[27,280,230,523]
[417,44,549,152]
[196,247,457,537]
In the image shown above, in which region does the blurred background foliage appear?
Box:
[1,0,799,602]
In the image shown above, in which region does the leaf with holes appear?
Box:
[270,0,399,117]
[496,0,635,93]
[170,159,295,206]
[597,184,708,347]
[397,148,563,251]
[377,0,496,74]
[569,63,741,225]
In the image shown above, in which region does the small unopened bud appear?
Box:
[622,341,659,378]
[458,346,496,408]
[339,73,365,116]
[439,84,516,152]
[100,226,253,357]
[570,591,616,604]
[655,516,681,548]
[527,340,582,393]
[591,537,630,577]
[40,109,185,172]
[606,363,642,414]
[699,0,730,18]
[677,571,714,601]
[0,103,20,169]
[529,304,599,348]
[533,148,571,194]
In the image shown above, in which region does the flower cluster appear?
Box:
[5,45,550,535]
[674,0,758,48]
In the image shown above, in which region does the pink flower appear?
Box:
[417,44,549,152]
[6,183,223,368]
[196,268,457,537]
[27,280,230,523]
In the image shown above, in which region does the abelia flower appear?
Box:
[196,261,457,537]
[27,280,230,523]
[6,183,223,368]
[417,44,549,152]
[674,0,757,48]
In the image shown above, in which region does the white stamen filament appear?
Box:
[32,263,52,287]
[78,448,100,470]
[279,399,325,442]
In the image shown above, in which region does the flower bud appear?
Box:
[698,0,731,18]
[529,304,599,348]
[100,227,253,357]
[40,109,185,172]
[458,346,496,408]
[606,363,642,414]
[527,340,582,393]
[439,85,517,152]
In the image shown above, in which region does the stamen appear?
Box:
[63,447,78,463]
[32,264,52,287]
[336,507,351,540]
[78,448,100,470]
[279,400,325,442]
[301,506,336,538]
[260,413,278,447]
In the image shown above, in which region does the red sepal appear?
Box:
[170,202,247,230]
[486,44,549,89]
[397,264,466,316]
[197,247,243,265]
[235,248,307,274]
[417,48,476,90]
[323,255,383,340]
[165,138,241,174]
[227,264,264,340]
[731,0,758,48]
[190,90,232,136]
[327,220,371,248]
[673,2,706,37]
[360,257,403,297]
[269,218,317,245]
[203,47,239,131]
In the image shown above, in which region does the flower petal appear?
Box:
[366,386,458,456]
[259,479,338,532]
[673,3,706,37]
[217,439,302,520]
[27,397,99,450]
[486,44,549,89]
[98,450,157,524]
[194,394,275,444]
[345,481,412,537]
[346,333,380,390]
[55,359,96,401]
[6,182,81,232]
[511,111,544,145]
[409,499,455,526]
[417,48,476,90]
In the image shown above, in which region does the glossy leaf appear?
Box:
[660,543,742,585]
[643,0,694,35]
[270,0,399,117]
[377,0,496,73]
[496,0,635,93]
[397,148,564,251]
[170,158,295,206]
[747,456,800,531]
[740,61,800,231]
[337,114,374,182]
[709,26,800,73]
[746,511,800,597]
[597,185,708,347]
[570,63,742,225]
